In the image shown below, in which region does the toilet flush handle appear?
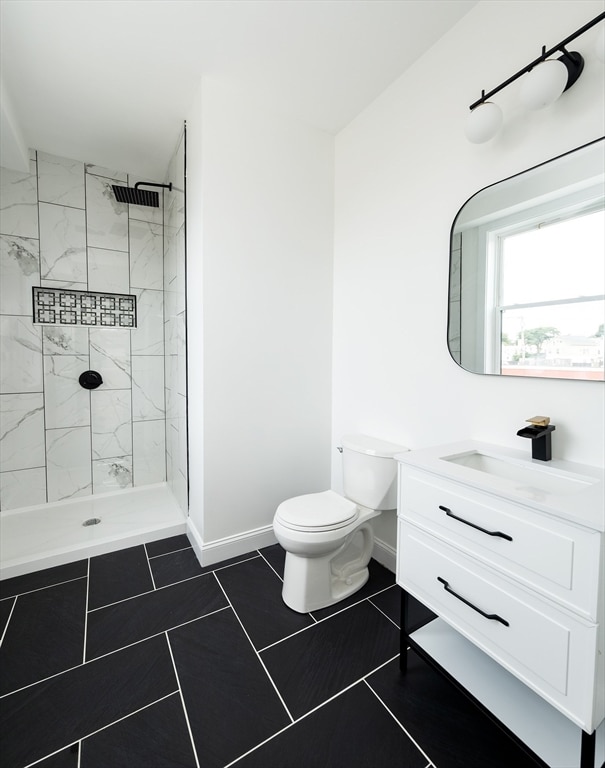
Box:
[336,446,343,453]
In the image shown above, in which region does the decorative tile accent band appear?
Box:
[32,287,137,328]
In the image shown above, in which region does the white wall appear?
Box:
[332,0,605,549]
[186,78,334,555]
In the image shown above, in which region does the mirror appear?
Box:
[448,138,604,381]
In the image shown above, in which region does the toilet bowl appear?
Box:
[273,435,407,613]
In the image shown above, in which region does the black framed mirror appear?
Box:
[448,138,605,381]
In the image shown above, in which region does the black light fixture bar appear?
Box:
[469,11,605,110]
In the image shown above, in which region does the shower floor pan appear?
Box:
[0,484,187,580]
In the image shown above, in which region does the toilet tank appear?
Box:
[341,434,408,511]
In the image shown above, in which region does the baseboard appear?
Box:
[372,536,396,574]
[187,518,278,567]
[186,519,394,573]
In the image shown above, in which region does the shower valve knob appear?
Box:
[79,370,103,390]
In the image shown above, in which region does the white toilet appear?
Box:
[273,434,407,613]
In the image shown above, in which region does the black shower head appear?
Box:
[112,181,172,208]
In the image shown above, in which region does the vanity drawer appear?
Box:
[398,522,600,730]
[399,468,601,620]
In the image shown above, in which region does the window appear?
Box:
[485,204,604,379]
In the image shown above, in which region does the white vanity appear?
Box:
[396,440,604,768]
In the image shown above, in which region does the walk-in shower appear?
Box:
[0,127,189,580]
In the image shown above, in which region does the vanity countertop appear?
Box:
[395,440,604,532]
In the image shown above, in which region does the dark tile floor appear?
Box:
[0,536,544,768]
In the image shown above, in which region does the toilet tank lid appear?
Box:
[341,434,408,458]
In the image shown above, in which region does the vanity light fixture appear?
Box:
[465,12,605,143]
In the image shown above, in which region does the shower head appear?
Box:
[112,181,172,207]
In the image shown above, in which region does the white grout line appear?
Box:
[362,652,400,677]
[143,543,157,590]
[368,596,400,630]
[82,559,91,664]
[165,634,201,768]
[85,554,263,613]
[212,572,295,724]
[225,656,402,768]
[22,692,180,768]
[86,570,211,613]
[147,544,192,560]
[0,595,17,649]
[364,678,434,766]
[257,589,394,653]
[257,549,283,581]
[23,743,79,768]
[209,554,261,574]
[78,693,178,752]
[84,606,231,664]
[308,582,395,624]
[0,606,231,699]
[1,574,87,600]
[223,680,366,765]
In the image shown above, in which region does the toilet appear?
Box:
[273,434,408,613]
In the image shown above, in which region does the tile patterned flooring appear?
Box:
[0,535,543,767]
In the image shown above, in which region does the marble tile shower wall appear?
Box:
[0,151,169,511]
[164,131,188,514]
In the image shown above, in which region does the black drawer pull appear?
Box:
[439,506,513,541]
[437,577,509,626]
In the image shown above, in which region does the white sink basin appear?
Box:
[442,450,598,495]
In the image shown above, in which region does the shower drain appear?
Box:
[82,518,101,526]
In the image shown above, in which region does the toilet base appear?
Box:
[281,524,374,613]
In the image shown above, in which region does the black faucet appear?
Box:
[516,417,555,461]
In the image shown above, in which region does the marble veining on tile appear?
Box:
[0,392,45,472]
[132,419,166,486]
[0,159,39,239]
[131,289,163,355]
[39,203,87,283]
[46,425,92,502]
[132,356,165,421]
[84,163,127,182]
[37,152,85,209]
[89,329,132,390]
[42,325,89,356]
[43,354,91,429]
[93,456,133,494]
[0,234,40,316]
[0,467,47,510]
[0,317,43,393]
[87,247,130,295]
[92,389,132,460]
[85,175,128,252]
[129,220,163,290]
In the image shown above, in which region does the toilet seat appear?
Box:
[275,490,358,532]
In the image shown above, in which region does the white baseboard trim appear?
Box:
[187,518,277,567]
[187,518,394,573]
[372,536,396,574]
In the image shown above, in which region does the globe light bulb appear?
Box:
[464,101,503,144]
[519,58,568,110]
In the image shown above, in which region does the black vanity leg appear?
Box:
[400,587,410,674]
[580,729,595,768]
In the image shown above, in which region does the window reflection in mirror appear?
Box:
[449,138,605,381]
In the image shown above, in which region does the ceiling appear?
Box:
[0,0,476,180]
